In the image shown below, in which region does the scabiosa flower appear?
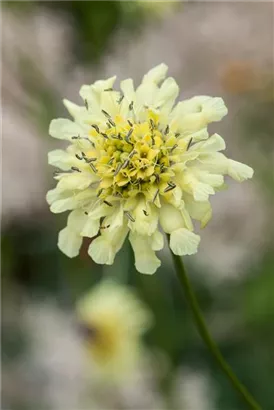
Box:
[47,64,253,274]
[77,280,152,380]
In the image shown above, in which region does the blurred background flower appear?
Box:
[77,280,152,382]
[2,1,274,409]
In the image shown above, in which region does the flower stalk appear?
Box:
[170,251,262,410]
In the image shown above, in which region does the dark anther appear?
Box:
[71,166,81,172]
[103,200,113,207]
[89,163,97,173]
[153,189,160,203]
[101,109,111,118]
[186,137,193,151]
[129,101,134,110]
[125,211,135,222]
[91,124,100,133]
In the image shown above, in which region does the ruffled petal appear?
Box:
[157,77,179,108]
[58,227,82,257]
[142,63,168,85]
[81,218,100,238]
[201,97,228,122]
[159,203,184,233]
[151,230,164,251]
[192,133,226,153]
[50,197,77,214]
[170,228,200,256]
[129,233,161,275]
[48,149,73,171]
[67,209,88,233]
[56,172,95,192]
[130,200,158,236]
[88,236,115,265]
[88,221,128,265]
[49,118,85,140]
[227,159,254,182]
[184,194,212,228]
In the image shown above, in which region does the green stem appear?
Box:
[170,252,262,410]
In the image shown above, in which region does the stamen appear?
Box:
[128,119,133,127]
[101,109,111,118]
[114,163,122,176]
[125,211,135,222]
[104,88,113,92]
[91,124,100,133]
[165,125,170,135]
[129,101,134,111]
[121,159,130,169]
[75,154,83,160]
[71,166,81,173]
[85,157,97,163]
[170,144,178,152]
[125,128,133,143]
[175,132,180,138]
[84,99,89,110]
[128,149,136,158]
[101,132,108,139]
[97,188,103,197]
[103,200,113,207]
[143,210,149,216]
[186,137,193,151]
[108,119,116,127]
[89,163,97,173]
[164,182,176,193]
[152,189,160,203]
[84,211,88,215]
[117,94,124,104]
[101,224,110,229]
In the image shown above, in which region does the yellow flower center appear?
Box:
[82,109,187,206]
[82,318,125,365]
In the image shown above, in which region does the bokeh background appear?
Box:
[2,1,274,409]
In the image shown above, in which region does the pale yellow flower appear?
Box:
[77,280,152,381]
[47,64,253,274]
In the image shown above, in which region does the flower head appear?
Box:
[77,280,152,380]
[47,64,253,274]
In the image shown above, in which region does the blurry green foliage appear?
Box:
[4,1,146,64]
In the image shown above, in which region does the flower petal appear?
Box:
[49,118,85,140]
[58,226,82,257]
[142,63,168,85]
[88,236,115,265]
[192,133,226,153]
[129,233,161,275]
[159,203,184,233]
[48,149,73,171]
[151,230,164,251]
[202,97,228,122]
[227,159,254,182]
[170,228,200,256]
[81,218,100,238]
